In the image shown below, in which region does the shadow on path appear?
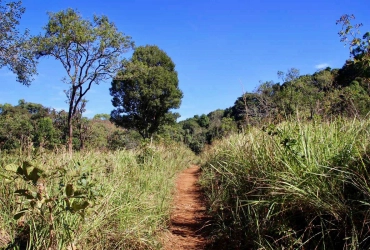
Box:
[162,165,214,250]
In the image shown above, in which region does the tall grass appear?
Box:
[201,118,370,249]
[0,142,197,249]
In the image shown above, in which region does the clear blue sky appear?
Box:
[1,0,369,120]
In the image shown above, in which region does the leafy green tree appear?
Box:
[35,8,134,154]
[51,110,69,145]
[178,115,214,153]
[0,103,33,150]
[337,14,369,63]
[0,101,58,151]
[208,109,225,127]
[206,109,226,141]
[255,81,280,121]
[277,68,301,117]
[156,123,184,143]
[313,67,334,91]
[336,15,370,116]
[34,117,60,149]
[229,92,262,124]
[338,81,370,117]
[220,117,237,135]
[197,114,210,128]
[181,118,202,141]
[0,0,37,84]
[110,45,183,139]
[337,14,370,92]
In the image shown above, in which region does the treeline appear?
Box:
[239,65,370,122]
[2,61,369,154]
[0,100,141,152]
[177,14,370,153]
[1,5,369,155]
[0,99,231,154]
[176,64,369,153]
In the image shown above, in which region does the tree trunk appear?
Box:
[68,118,73,157]
[67,86,77,157]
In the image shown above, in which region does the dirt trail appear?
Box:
[162,165,211,250]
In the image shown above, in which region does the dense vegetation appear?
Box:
[1,0,370,249]
[197,15,370,248]
[201,119,370,249]
[0,143,197,249]
[110,45,183,140]
[171,64,370,154]
[0,100,142,152]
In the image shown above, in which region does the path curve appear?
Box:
[162,165,211,250]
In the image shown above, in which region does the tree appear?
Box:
[0,0,37,85]
[0,102,34,150]
[197,114,210,128]
[228,92,261,125]
[34,117,60,149]
[110,45,183,139]
[180,117,205,154]
[207,109,226,140]
[337,14,369,62]
[277,68,301,117]
[35,9,134,154]
[255,81,279,121]
[0,100,62,151]
[336,15,370,117]
[337,14,370,92]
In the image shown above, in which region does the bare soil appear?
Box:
[161,165,212,250]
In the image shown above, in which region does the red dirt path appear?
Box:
[162,165,212,250]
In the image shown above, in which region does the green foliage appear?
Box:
[156,123,184,143]
[2,160,101,249]
[0,100,139,153]
[107,129,142,150]
[34,117,61,149]
[201,118,370,249]
[136,143,158,165]
[336,14,370,108]
[0,0,37,85]
[197,114,210,128]
[225,63,369,126]
[220,117,237,135]
[0,143,197,249]
[0,101,64,152]
[175,110,240,154]
[0,102,43,151]
[110,45,183,139]
[337,14,370,64]
[34,8,134,154]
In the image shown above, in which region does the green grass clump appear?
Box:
[0,142,197,249]
[201,118,370,249]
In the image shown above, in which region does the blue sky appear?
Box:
[1,0,369,120]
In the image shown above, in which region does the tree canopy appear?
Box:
[0,0,37,85]
[110,45,183,139]
[34,8,134,154]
